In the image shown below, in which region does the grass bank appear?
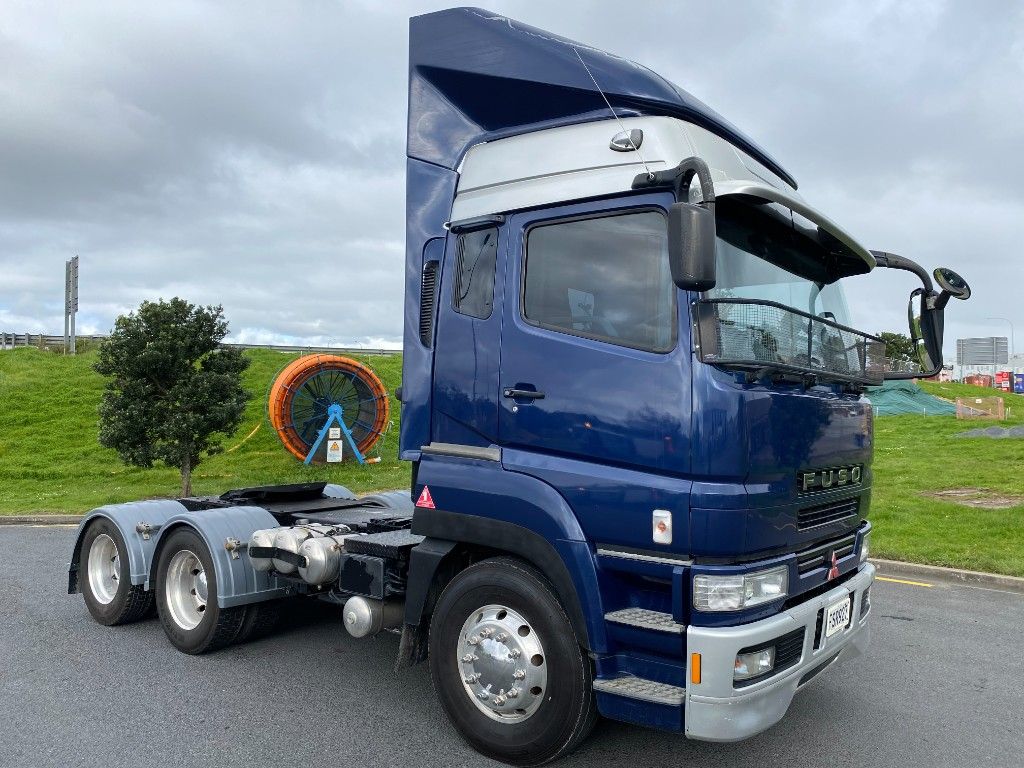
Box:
[869,380,1024,576]
[0,348,406,514]
[2,349,1021,576]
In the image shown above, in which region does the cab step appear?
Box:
[593,675,686,706]
[604,608,685,634]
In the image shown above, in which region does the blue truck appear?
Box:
[67,9,971,765]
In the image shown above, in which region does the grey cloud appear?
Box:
[1,0,1020,352]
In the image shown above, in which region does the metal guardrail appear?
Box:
[0,332,401,356]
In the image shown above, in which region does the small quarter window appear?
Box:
[523,211,675,352]
[452,227,498,319]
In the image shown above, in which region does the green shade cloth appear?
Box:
[865,379,956,416]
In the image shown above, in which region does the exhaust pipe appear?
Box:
[343,596,404,638]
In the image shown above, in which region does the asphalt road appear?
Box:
[1,525,1022,768]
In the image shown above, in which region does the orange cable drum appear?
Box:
[267,354,390,463]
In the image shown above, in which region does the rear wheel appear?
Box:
[155,528,244,654]
[429,557,597,766]
[80,518,153,625]
[233,600,282,645]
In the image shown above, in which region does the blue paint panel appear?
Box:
[431,229,505,447]
[408,8,796,188]
[413,453,609,652]
[504,448,692,556]
[400,156,458,460]
[595,693,684,732]
[688,362,873,557]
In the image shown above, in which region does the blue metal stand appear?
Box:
[303,403,366,465]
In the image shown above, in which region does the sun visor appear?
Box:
[715,180,875,275]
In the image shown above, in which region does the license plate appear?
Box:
[824,595,852,638]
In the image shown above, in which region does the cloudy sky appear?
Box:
[1,1,1021,355]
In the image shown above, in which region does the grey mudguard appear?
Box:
[69,499,189,593]
[147,505,290,608]
[70,500,290,609]
[322,483,357,499]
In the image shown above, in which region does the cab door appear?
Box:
[431,223,505,447]
[497,195,692,551]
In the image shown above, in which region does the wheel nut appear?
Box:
[468,635,480,645]
[513,669,526,680]
[510,649,522,658]
[493,695,507,706]
[508,687,520,699]
[462,653,477,663]
[495,632,508,642]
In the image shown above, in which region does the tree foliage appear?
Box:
[878,331,917,366]
[94,298,249,496]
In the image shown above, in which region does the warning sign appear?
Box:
[416,485,436,509]
[328,427,341,439]
[327,440,344,463]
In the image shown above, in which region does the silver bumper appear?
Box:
[685,562,874,741]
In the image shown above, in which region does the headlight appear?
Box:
[860,531,871,563]
[692,565,789,612]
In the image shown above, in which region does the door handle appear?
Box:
[503,388,545,400]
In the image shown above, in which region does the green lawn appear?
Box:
[0,347,408,514]
[2,349,1022,576]
[870,380,1024,576]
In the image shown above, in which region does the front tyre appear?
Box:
[429,557,597,766]
[155,528,243,654]
[80,518,154,625]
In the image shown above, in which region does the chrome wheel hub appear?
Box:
[165,549,208,630]
[457,604,547,723]
[87,534,120,605]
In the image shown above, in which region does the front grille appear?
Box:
[796,533,857,575]
[734,627,806,688]
[798,496,860,530]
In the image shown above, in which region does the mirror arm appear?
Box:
[632,156,716,211]
[869,250,935,292]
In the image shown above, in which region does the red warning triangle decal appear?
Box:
[416,485,436,509]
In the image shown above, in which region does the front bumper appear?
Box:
[685,562,874,741]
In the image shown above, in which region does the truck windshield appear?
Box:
[698,200,885,384]
[706,202,853,326]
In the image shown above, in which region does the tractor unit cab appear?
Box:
[398,4,968,752]
[68,8,970,766]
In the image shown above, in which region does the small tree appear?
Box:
[95,298,249,497]
[878,331,917,367]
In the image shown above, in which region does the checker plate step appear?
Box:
[593,675,686,706]
[605,608,686,634]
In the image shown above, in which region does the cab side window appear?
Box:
[522,211,675,352]
[452,227,498,320]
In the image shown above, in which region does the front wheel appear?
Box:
[155,528,244,654]
[429,557,597,766]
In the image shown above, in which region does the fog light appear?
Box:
[734,647,775,681]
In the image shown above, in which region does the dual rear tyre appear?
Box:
[79,521,278,653]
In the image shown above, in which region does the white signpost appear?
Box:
[64,255,79,354]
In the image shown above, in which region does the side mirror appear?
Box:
[933,267,971,308]
[668,201,717,291]
[908,289,939,375]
